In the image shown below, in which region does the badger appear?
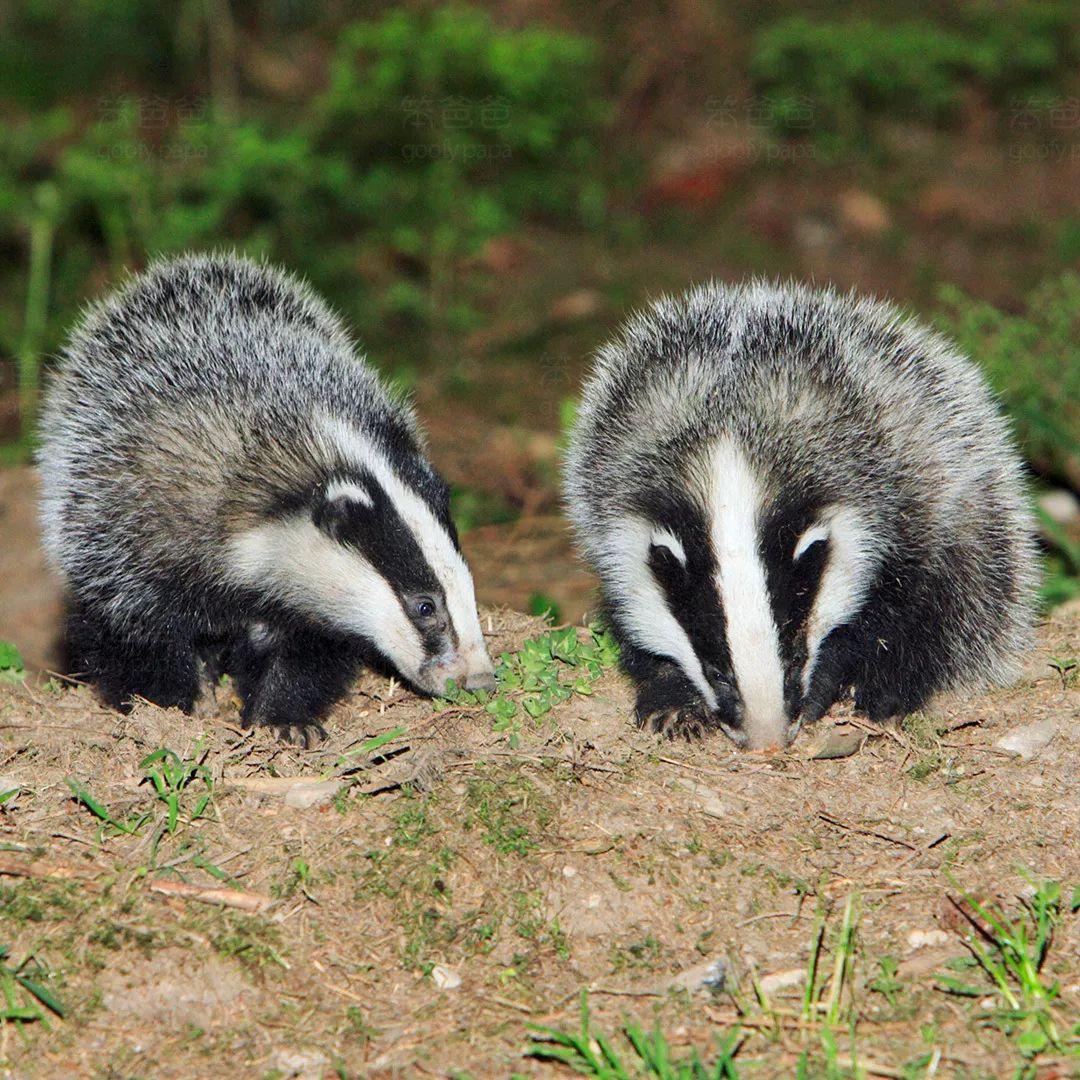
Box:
[38,253,495,743]
[564,280,1038,750]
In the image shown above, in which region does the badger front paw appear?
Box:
[634,663,718,741]
[278,722,328,749]
[637,700,717,740]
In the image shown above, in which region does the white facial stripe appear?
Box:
[225,516,426,678]
[325,479,373,506]
[317,416,492,675]
[602,517,717,710]
[794,522,830,560]
[802,506,883,693]
[707,439,786,750]
[650,527,687,566]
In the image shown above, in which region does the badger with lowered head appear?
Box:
[38,253,495,743]
[564,281,1037,750]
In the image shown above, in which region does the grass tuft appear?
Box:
[936,872,1080,1063]
[526,989,742,1078]
[0,945,65,1028]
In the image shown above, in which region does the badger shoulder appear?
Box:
[36,254,423,585]
[65,251,355,363]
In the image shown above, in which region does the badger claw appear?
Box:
[279,723,327,748]
[638,702,715,740]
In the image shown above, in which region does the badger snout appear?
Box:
[418,648,497,697]
[463,670,497,693]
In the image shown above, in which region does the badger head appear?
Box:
[227,421,495,697]
[601,438,883,750]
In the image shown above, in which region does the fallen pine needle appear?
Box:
[148,879,271,913]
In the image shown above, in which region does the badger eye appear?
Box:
[414,598,436,620]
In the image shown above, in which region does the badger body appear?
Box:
[564,281,1038,750]
[38,253,494,741]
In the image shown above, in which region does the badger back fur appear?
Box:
[39,253,494,740]
[564,280,1038,750]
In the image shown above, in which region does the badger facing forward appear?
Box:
[39,253,495,743]
[564,281,1037,750]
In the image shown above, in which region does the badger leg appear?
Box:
[65,604,200,714]
[228,623,360,746]
[635,665,717,738]
[799,625,859,727]
[847,581,950,724]
[617,641,716,739]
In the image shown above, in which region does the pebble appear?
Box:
[665,957,727,994]
[266,1049,329,1080]
[906,928,950,950]
[758,968,806,994]
[994,720,1058,759]
[678,779,729,818]
[431,964,461,990]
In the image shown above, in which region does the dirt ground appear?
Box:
[0,590,1077,1077]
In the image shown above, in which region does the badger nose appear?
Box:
[464,671,497,693]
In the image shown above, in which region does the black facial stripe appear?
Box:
[313,469,452,651]
[759,499,829,715]
[633,488,733,692]
[367,436,460,554]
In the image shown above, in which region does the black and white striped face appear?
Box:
[605,439,881,749]
[226,420,495,696]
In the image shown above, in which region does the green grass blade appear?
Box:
[14,975,65,1018]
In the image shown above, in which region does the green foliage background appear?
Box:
[0,0,1077,600]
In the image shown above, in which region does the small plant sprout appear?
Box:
[937,872,1079,1061]
[139,745,214,834]
[869,957,903,1008]
[0,946,65,1028]
[1048,655,1077,688]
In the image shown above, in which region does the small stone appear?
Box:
[995,720,1057,759]
[759,968,806,995]
[585,893,602,909]
[266,1049,329,1080]
[562,866,577,878]
[678,780,728,818]
[431,964,461,990]
[665,957,727,994]
[907,928,950,950]
[805,726,866,760]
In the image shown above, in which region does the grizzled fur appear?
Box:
[39,253,493,742]
[564,280,1038,749]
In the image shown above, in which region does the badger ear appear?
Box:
[793,521,830,561]
[313,480,374,540]
[649,527,687,567]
